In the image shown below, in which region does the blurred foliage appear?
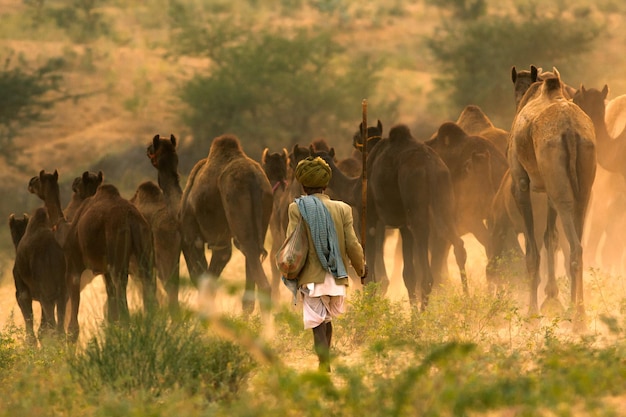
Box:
[426,0,604,128]
[168,2,397,159]
[0,51,67,165]
[24,0,113,43]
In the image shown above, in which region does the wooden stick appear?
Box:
[360,99,368,252]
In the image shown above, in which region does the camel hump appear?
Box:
[95,183,121,198]
[389,124,413,142]
[436,122,466,144]
[457,105,494,133]
[133,181,164,204]
[24,207,52,233]
[208,134,244,159]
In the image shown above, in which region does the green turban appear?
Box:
[295,156,332,188]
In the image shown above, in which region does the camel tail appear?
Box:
[563,129,580,198]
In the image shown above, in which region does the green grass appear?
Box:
[1,274,626,416]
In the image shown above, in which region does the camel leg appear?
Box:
[16,286,36,344]
[374,221,389,293]
[55,291,67,337]
[397,227,417,303]
[38,300,57,341]
[511,173,541,316]
[541,203,565,315]
[243,255,271,315]
[429,234,451,290]
[181,239,208,286]
[67,275,81,343]
[103,270,129,323]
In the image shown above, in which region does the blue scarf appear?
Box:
[296,195,348,279]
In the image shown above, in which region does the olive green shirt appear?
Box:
[286,193,365,287]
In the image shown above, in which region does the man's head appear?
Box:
[295,156,332,194]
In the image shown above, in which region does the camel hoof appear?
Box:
[540,297,565,317]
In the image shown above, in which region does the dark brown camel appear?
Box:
[64,183,156,341]
[425,122,509,264]
[508,68,596,329]
[64,171,103,221]
[179,134,273,314]
[28,170,65,228]
[139,133,184,312]
[261,147,289,301]
[315,124,468,306]
[9,208,67,343]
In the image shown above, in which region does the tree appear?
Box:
[0,52,67,163]
[168,3,396,160]
[426,1,603,127]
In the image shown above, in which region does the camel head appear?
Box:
[8,213,29,249]
[573,84,609,123]
[512,65,541,109]
[27,169,59,201]
[73,171,104,199]
[147,134,178,170]
[353,119,383,151]
[289,143,311,171]
[261,148,289,187]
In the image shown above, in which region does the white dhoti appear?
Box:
[301,272,346,329]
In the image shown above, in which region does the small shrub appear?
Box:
[69,309,256,402]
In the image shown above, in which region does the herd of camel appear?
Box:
[7,64,626,343]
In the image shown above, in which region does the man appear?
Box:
[284,156,366,372]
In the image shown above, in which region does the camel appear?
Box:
[64,183,156,341]
[425,121,509,262]
[28,170,65,228]
[130,181,181,312]
[453,105,509,156]
[511,65,576,110]
[508,68,596,329]
[64,171,103,221]
[315,124,468,306]
[139,133,184,312]
[9,208,67,343]
[179,134,273,314]
[260,147,289,301]
[572,85,626,273]
[605,94,626,138]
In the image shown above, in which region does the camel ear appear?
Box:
[97,171,104,182]
[23,213,29,220]
[282,148,289,162]
[581,85,586,93]
[82,171,90,182]
[552,67,560,79]
[511,66,517,83]
[152,134,160,150]
[531,65,538,82]
[53,169,59,180]
[9,213,14,224]
[602,84,609,99]
[377,119,383,134]
[170,134,176,147]
[261,148,268,164]
[329,147,335,158]
[39,169,45,178]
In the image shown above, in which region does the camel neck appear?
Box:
[588,110,624,173]
[45,196,65,225]
[157,171,183,211]
[327,161,360,209]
